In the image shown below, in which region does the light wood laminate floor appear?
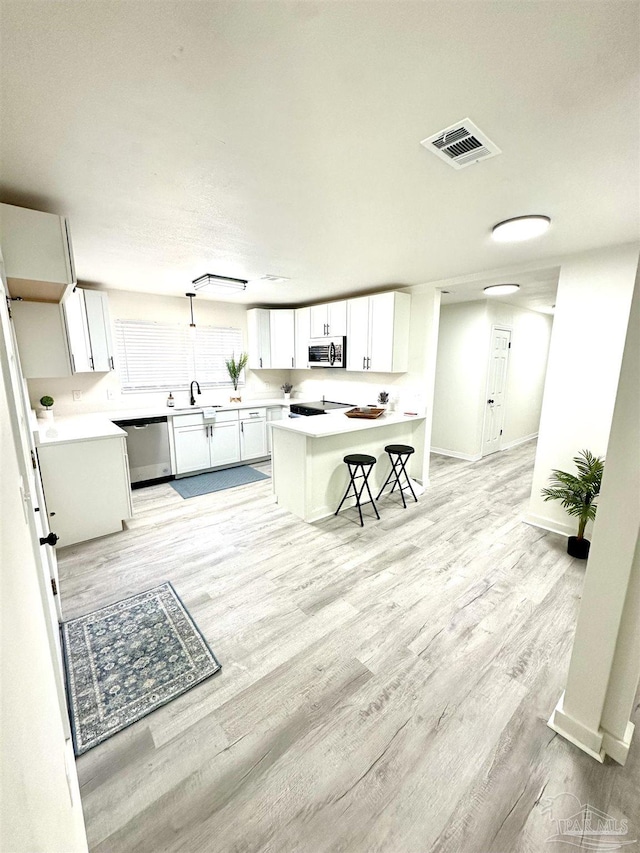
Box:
[57,444,640,852]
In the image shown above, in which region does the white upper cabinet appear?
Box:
[12,287,115,378]
[346,291,411,373]
[63,289,92,373]
[247,308,271,369]
[247,308,295,369]
[63,288,115,374]
[11,302,72,379]
[83,290,114,372]
[309,301,347,338]
[346,297,370,372]
[294,306,310,368]
[269,309,295,369]
[0,203,76,302]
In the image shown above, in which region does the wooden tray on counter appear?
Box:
[344,407,385,419]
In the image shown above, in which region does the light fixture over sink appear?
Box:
[186,292,197,335]
[192,274,248,292]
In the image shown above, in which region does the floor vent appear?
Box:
[421,118,501,170]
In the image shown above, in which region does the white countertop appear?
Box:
[32,398,292,447]
[34,414,128,446]
[271,410,425,438]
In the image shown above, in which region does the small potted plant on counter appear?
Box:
[39,395,55,420]
[225,352,249,403]
[541,448,605,559]
[377,390,389,410]
[281,382,293,401]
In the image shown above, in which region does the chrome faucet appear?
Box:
[190,380,201,406]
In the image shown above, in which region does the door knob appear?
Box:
[39,532,59,546]
[487,399,495,404]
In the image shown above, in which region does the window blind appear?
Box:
[114,320,244,392]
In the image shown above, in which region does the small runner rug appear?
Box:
[170,465,269,499]
[62,582,221,755]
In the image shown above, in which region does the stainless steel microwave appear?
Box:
[308,336,347,368]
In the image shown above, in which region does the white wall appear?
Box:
[431,300,554,459]
[0,351,87,851]
[527,243,639,536]
[488,302,553,449]
[26,289,290,415]
[431,301,490,459]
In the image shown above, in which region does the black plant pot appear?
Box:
[568,536,590,560]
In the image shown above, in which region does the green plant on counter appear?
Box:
[40,395,54,410]
[225,352,249,391]
[541,449,605,541]
[281,383,293,394]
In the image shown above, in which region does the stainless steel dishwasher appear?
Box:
[113,416,172,487]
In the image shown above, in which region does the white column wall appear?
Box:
[526,243,639,536]
[548,260,640,764]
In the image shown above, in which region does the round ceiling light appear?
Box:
[492,215,551,242]
[484,284,520,296]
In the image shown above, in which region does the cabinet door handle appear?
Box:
[259,357,262,368]
[110,356,114,370]
[241,422,244,433]
[90,356,94,370]
[70,353,76,373]
[291,357,294,367]
[362,356,366,370]
[367,357,370,370]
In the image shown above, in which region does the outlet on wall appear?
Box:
[72,390,82,402]
[107,389,116,400]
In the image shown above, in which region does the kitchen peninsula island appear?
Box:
[270,411,426,522]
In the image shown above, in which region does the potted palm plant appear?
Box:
[281,382,293,401]
[225,352,248,402]
[541,449,604,559]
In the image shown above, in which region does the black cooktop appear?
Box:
[290,400,353,416]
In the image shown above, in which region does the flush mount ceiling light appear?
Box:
[192,274,248,292]
[484,284,520,296]
[492,215,551,242]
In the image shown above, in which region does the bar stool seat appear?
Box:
[335,453,380,526]
[376,444,418,508]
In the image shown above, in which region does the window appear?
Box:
[114,320,244,393]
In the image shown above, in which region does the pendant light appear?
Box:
[186,292,196,337]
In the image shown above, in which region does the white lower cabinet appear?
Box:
[240,410,267,460]
[37,436,132,547]
[173,408,270,476]
[211,420,241,467]
[174,422,211,474]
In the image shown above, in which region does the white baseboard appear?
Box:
[523,512,574,538]
[500,432,538,451]
[430,447,482,462]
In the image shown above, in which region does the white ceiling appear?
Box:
[1,1,638,309]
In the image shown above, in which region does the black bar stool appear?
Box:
[335,454,380,527]
[376,444,418,508]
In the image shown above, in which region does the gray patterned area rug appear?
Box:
[62,582,221,755]
[170,465,269,499]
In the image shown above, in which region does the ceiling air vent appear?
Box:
[420,118,501,170]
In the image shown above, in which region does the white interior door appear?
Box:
[482,326,511,456]
[0,273,69,731]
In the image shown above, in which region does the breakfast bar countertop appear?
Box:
[271,410,425,439]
